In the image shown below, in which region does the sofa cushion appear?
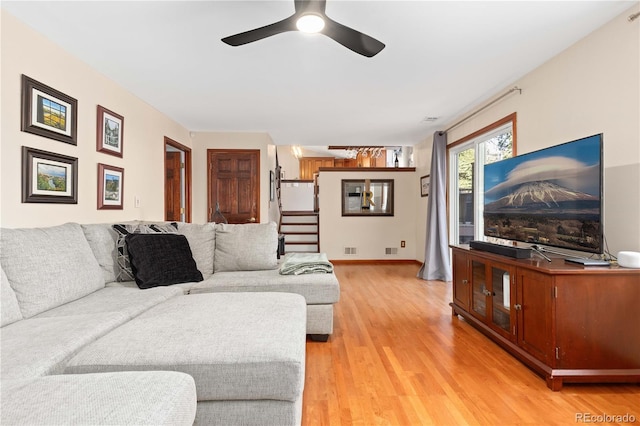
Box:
[189,267,340,304]
[81,223,120,283]
[36,286,182,319]
[106,279,196,294]
[176,222,216,278]
[1,372,196,426]
[125,233,203,289]
[214,222,278,272]
[1,265,23,327]
[66,292,307,402]
[0,223,105,318]
[112,223,177,281]
[1,312,127,379]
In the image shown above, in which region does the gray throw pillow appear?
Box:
[176,222,216,278]
[214,222,278,272]
[0,223,104,318]
[1,265,23,326]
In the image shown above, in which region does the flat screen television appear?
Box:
[483,134,603,254]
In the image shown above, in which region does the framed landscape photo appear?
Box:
[420,174,430,197]
[21,75,77,145]
[96,105,124,157]
[22,146,78,204]
[98,163,124,210]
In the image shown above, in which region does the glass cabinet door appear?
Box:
[491,266,511,333]
[471,260,487,318]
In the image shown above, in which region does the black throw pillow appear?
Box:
[125,233,203,289]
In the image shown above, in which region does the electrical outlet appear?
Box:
[134,196,141,208]
[401,240,406,248]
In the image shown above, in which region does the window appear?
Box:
[448,114,515,245]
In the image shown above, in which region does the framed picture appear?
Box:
[420,174,430,197]
[96,105,124,157]
[98,163,124,210]
[341,179,394,216]
[21,75,77,145]
[22,146,78,204]
[270,170,275,201]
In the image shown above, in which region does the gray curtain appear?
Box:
[418,131,452,282]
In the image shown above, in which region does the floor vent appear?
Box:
[385,247,398,255]
[344,247,357,255]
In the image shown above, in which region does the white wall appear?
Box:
[318,170,417,260]
[190,132,277,224]
[0,11,191,228]
[281,182,315,211]
[415,4,640,255]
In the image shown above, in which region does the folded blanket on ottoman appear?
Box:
[279,253,334,275]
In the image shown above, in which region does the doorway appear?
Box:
[164,137,192,222]
[207,149,260,224]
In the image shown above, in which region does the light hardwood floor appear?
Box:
[302,263,639,425]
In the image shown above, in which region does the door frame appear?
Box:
[164,136,192,222]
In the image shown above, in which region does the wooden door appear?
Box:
[516,269,552,364]
[164,137,192,223]
[452,251,470,311]
[165,151,182,221]
[208,149,259,224]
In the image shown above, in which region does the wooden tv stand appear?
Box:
[450,245,640,390]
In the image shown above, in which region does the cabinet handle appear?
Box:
[462,279,468,285]
[514,304,522,310]
[483,289,492,297]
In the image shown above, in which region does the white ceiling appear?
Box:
[2,1,635,147]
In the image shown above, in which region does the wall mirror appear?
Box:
[341,179,394,216]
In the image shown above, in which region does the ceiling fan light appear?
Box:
[296,14,325,33]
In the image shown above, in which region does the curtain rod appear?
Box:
[443,86,522,134]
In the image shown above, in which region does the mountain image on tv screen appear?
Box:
[483,134,602,253]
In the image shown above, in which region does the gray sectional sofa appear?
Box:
[0,221,340,425]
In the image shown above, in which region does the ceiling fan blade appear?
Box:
[222,15,298,46]
[323,17,385,57]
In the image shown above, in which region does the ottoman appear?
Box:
[188,268,340,340]
[64,292,307,426]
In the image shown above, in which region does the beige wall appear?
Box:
[416,4,640,256]
[318,170,417,260]
[277,146,301,180]
[1,11,191,227]
[190,132,277,224]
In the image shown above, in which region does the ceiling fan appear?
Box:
[221,0,385,58]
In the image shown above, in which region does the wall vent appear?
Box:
[344,247,357,255]
[385,247,398,255]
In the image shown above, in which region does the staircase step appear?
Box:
[282,210,318,216]
[285,241,319,245]
[281,231,318,235]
